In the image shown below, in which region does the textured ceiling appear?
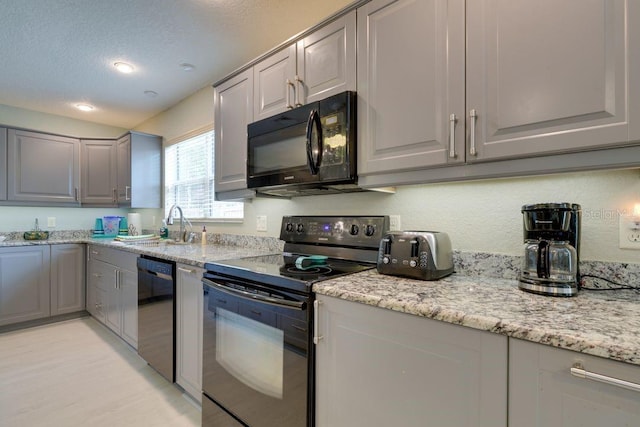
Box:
[0,0,353,129]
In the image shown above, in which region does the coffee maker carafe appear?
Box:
[518,203,581,296]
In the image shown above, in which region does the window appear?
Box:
[164,130,243,220]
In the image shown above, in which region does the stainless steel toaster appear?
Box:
[377,231,454,280]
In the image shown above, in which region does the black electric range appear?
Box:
[201,216,388,427]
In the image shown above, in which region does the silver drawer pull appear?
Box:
[178,267,195,274]
[571,363,640,393]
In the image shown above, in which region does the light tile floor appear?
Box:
[0,317,200,427]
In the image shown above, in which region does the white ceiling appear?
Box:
[0,0,352,129]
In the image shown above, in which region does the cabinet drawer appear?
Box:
[88,245,137,271]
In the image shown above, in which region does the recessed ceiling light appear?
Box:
[114,62,134,73]
[144,90,158,98]
[76,103,94,112]
[179,63,195,72]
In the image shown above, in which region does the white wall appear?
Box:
[134,87,640,264]
[0,103,126,138]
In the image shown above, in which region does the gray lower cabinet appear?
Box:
[0,246,51,326]
[81,139,117,206]
[214,68,254,198]
[116,132,162,208]
[176,263,204,402]
[0,127,6,200]
[315,295,507,427]
[509,338,640,426]
[87,245,138,348]
[7,129,80,205]
[50,244,85,316]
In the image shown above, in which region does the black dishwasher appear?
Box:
[137,255,176,382]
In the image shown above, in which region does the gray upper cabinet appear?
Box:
[0,128,6,201]
[253,11,356,121]
[117,132,162,208]
[214,68,254,196]
[7,129,80,205]
[81,139,117,206]
[467,0,634,162]
[357,0,466,179]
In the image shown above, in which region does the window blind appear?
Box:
[164,130,243,220]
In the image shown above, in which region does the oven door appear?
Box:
[202,275,312,427]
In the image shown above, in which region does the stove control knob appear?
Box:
[296,223,305,233]
[285,223,294,233]
[333,223,344,234]
[409,260,417,268]
[382,256,390,264]
[364,224,376,237]
[349,224,359,235]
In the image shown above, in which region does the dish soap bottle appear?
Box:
[201,226,207,245]
[160,220,169,239]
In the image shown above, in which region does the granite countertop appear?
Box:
[0,235,279,268]
[314,269,640,367]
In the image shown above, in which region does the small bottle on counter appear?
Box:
[160,220,169,238]
[201,226,207,245]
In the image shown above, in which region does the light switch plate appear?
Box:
[618,215,640,249]
[256,215,267,232]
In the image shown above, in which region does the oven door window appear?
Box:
[216,308,284,398]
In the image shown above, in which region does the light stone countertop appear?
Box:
[3,234,640,367]
[313,269,640,366]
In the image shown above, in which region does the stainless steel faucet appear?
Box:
[167,204,194,242]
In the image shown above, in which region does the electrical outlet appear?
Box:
[618,215,640,249]
[47,217,56,227]
[256,215,267,232]
[389,215,401,231]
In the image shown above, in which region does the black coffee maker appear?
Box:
[518,203,582,296]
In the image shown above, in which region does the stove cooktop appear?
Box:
[204,253,376,294]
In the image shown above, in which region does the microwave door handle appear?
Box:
[305,109,323,175]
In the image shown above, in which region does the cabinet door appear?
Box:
[253,44,297,121]
[176,264,204,402]
[467,0,632,161]
[315,295,507,427]
[357,0,466,179]
[0,246,51,326]
[81,139,117,205]
[509,338,640,426]
[119,268,138,349]
[7,129,80,204]
[50,244,85,316]
[296,11,356,105]
[214,68,254,193]
[123,132,162,208]
[0,128,6,201]
[116,134,131,205]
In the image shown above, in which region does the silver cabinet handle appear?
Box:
[449,114,457,158]
[313,299,323,344]
[178,267,195,274]
[112,188,117,203]
[91,250,99,255]
[469,109,478,156]
[75,187,79,201]
[571,363,640,393]
[294,75,304,107]
[285,79,295,109]
[125,186,131,201]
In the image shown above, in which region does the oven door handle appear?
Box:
[202,278,307,311]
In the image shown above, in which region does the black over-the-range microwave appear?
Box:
[247,91,357,197]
